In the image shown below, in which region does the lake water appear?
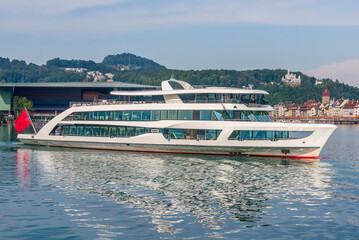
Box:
[0,125,358,239]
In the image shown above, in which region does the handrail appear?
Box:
[69,100,269,107]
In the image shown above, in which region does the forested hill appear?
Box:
[1,54,359,105]
[112,69,359,104]
[102,53,166,70]
[46,53,166,71]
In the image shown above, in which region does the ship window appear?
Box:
[151,110,161,121]
[208,93,215,102]
[93,112,98,121]
[98,112,105,121]
[178,110,193,120]
[123,111,131,121]
[289,131,313,139]
[205,130,219,140]
[109,127,117,137]
[62,126,69,135]
[114,111,122,121]
[126,127,135,137]
[252,130,266,139]
[168,110,177,120]
[83,112,89,120]
[240,131,251,140]
[74,112,81,120]
[226,110,234,119]
[213,111,231,121]
[141,111,151,121]
[70,126,76,136]
[132,111,141,121]
[117,127,126,137]
[276,131,288,139]
[105,111,113,121]
[241,111,249,121]
[266,131,275,140]
[228,130,311,141]
[100,126,109,137]
[169,129,183,139]
[200,111,211,120]
[197,129,205,139]
[77,126,84,136]
[245,111,257,121]
[161,110,168,120]
[213,111,223,121]
[84,126,92,136]
[241,95,250,104]
[135,127,145,136]
[93,127,100,136]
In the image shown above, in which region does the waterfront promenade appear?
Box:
[274,116,359,125]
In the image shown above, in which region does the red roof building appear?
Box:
[322,87,330,104]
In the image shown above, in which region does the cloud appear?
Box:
[303,59,359,87]
[0,0,127,14]
[1,0,359,33]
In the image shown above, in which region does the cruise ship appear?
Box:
[18,78,336,158]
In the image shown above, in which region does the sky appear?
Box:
[0,0,359,86]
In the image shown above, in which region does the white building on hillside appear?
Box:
[281,69,301,86]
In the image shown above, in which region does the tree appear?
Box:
[12,96,34,118]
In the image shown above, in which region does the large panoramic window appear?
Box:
[228,130,313,141]
[59,124,221,140]
[72,110,272,122]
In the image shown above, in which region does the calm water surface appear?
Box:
[0,125,358,239]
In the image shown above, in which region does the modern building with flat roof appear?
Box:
[0,82,157,115]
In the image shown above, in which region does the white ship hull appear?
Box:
[18,121,336,158]
[19,138,322,158]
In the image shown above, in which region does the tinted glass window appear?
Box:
[151,110,161,121]
[132,111,141,121]
[178,110,193,120]
[123,111,131,121]
[168,110,177,120]
[141,111,151,121]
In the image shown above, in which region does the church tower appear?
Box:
[322,87,330,104]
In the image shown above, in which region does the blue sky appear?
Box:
[0,0,359,86]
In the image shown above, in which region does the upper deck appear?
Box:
[109,78,270,106]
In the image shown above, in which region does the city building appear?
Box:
[271,87,359,118]
[322,87,330,104]
[281,69,301,86]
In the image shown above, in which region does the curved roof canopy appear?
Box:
[111,79,268,96]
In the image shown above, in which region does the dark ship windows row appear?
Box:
[71,110,272,122]
[228,130,313,141]
[57,125,221,140]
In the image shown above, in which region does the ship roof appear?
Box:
[111,87,268,96]
[0,81,155,89]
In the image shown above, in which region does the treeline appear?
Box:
[113,69,359,104]
[1,55,359,105]
[0,57,85,83]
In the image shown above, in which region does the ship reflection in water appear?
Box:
[15,145,333,237]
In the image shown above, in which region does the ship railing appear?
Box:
[69,100,267,107]
[69,100,165,107]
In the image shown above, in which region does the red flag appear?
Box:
[14,109,31,133]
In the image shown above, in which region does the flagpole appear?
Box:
[25,108,37,134]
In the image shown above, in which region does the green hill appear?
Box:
[102,53,166,70]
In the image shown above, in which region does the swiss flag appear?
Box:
[14,109,31,133]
